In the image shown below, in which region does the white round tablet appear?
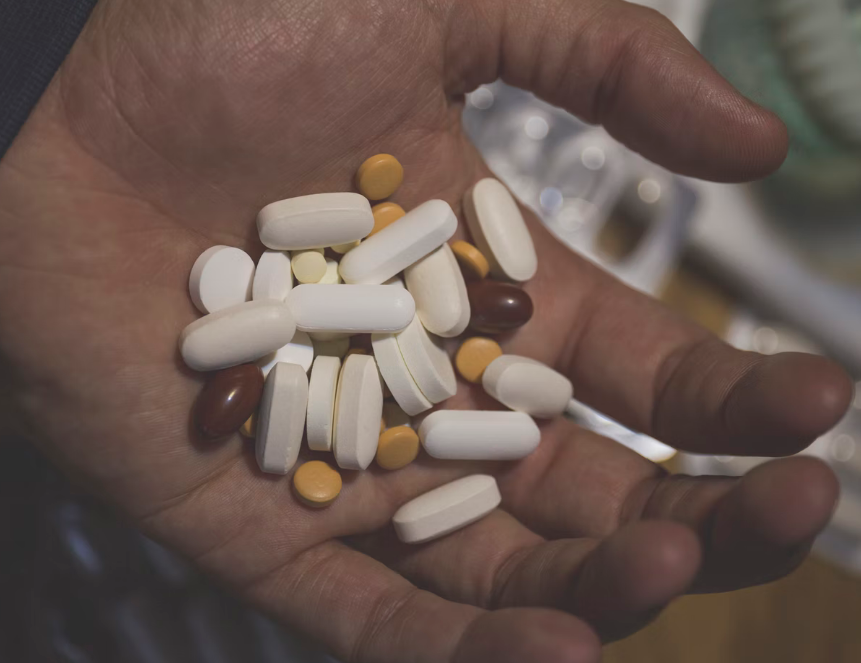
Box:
[257,330,314,376]
[188,245,255,314]
[306,356,341,451]
[395,315,457,404]
[252,250,293,301]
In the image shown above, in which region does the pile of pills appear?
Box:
[179,154,574,544]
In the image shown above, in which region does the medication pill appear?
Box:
[179,300,296,372]
[339,200,457,285]
[455,337,503,383]
[404,243,470,338]
[371,333,433,416]
[288,284,415,334]
[331,240,360,254]
[318,258,342,284]
[396,315,457,404]
[333,354,384,470]
[313,335,350,358]
[383,401,411,429]
[370,202,406,236]
[292,250,328,284]
[189,246,255,314]
[257,193,373,250]
[450,240,490,281]
[482,355,573,419]
[464,178,537,282]
[257,330,314,376]
[252,250,293,302]
[355,154,403,200]
[392,475,501,544]
[376,426,420,470]
[293,461,342,508]
[306,356,341,452]
[240,414,256,438]
[419,410,540,460]
[467,281,534,334]
[256,362,308,474]
[193,364,264,439]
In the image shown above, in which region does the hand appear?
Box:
[0,0,852,660]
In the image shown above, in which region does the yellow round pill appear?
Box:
[293,461,342,508]
[370,202,406,236]
[356,154,404,200]
[451,240,490,281]
[455,337,504,383]
[376,426,420,470]
[292,250,328,283]
[239,413,256,438]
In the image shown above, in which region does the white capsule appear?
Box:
[333,354,384,470]
[419,410,540,460]
[257,193,373,250]
[189,246,255,314]
[256,362,308,474]
[482,355,573,418]
[405,243,470,338]
[288,284,415,334]
[306,356,341,452]
[252,250,293,302]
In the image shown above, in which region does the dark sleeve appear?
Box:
[0,0,97,160]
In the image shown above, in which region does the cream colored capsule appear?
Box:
[482,355,573,418]
[257,193,373,250]
[404,243,470,338]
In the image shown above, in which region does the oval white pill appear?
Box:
[464,178,537,282]
[306,356,341,451]
[333,354,384,470]
[339,200,458,285]
[371,333,433,416]
[289,284,415,334]
[395,315,457,404]
[256,362,308,474]
[392,475,501,544]
[257,330,314,376]
[179,301,296,372]
[482,355,573,419]
[189,246,255,314]
[252,250,292,302]
[405,243,470,338]
[257,193,373,250]
[419,410,540,460]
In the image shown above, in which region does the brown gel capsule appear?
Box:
[194,364,264,439]
[467,281,534,334]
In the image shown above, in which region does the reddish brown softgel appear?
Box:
[194,364,264,439]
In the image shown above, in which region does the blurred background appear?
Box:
[4,0,861,660]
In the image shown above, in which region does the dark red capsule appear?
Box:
[194,364,264,439]
[467,280,534,334]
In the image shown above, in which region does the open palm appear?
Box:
[0,0,853,660]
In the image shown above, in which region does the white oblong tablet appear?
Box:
[464,178,537,282]
[419,410,541,460]
[252,250,292,302]
[333,354,384,470]
[482,355,573,419]
[338,200,458,285]
[404,243,470,338]
[288,284,415,334]
[395,315,457,404]
[371,333,433,416]
[306,356,341,452]
[257,330,314,376]
[392,475,501,544]
[256,362,308,474]
[179,301,296,372]
[189,246,255,314]
[257,193,373,250]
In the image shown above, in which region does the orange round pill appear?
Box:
[293,461,342,508]
[376,426,420,470]
[370,202,406,236]
[356,154,404,200]
[455,337,503,383]
[451,240,490,281]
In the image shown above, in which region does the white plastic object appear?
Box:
[392,475,501,544]
[252,250,293,302]
[482,355,573,418]
[319,258,341,284]
[338,200,458,285]
[395,315,457,404]
[306,356,341,452]
[288,284,415,334]
[257,330,314,376]
[464,178,537,282]
[257,193,373,250]
[370,333,433,416]
[179,301,296,372]
[188,246,255,314]
[333,354,384,470]
[404,243,470,338]
[256,362,308,474]
[419,410,541,460]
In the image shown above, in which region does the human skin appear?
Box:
[0,0,853,661]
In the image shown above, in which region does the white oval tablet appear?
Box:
[464,178,537,282]
[392,475,501,544]
[404,243,470,338]
[189,246,255,314]
[482,355,573,419]
[306,356,341,452]
[338,200,458,285]
[179,301,296,371]
[419,410,541,460]
[252,250,292,302]
[256,362,308,474]
[288,284,415,334]
[395,315,457,404]
[371,333,433,416]
[257,330,314,376]
[257,193,373,250]
[333,354,384,470]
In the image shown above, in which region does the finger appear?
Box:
[444,0,787,181]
